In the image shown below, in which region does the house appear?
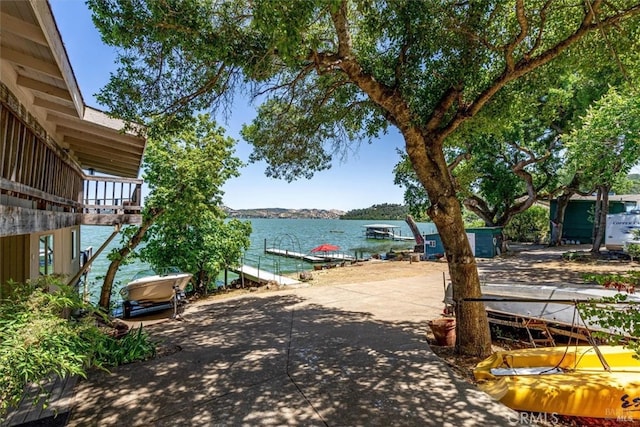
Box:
[0,1,146,290]
[549,194,640,244]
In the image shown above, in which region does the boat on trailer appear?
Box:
[473,345,640,419]
[120,268,192,318]
[477,282,640,336]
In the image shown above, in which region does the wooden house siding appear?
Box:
[0,234,29,293]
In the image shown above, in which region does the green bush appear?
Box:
[503,205,550,243]
[0,276,156,418]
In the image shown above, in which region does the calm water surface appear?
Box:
[82,218,436,303]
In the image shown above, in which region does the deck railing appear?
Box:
[1,84,143,229]
[82,175,143,218]
[1,96,83,211]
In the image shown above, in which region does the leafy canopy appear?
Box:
[88,0,640,356]
[88,0,640,181]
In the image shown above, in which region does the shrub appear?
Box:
[0,276,155,418]
[503,205,550,243]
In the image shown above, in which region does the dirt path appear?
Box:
[284,244,639,289]
[478,244,640,285]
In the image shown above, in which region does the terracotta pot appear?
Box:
[428,318,456,346]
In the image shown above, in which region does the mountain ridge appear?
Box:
[223,207,345,219]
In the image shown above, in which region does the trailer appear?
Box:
[605,211,640,251]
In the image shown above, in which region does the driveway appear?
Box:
[68,269,519,426]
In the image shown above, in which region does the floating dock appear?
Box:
[264,248,354,263]
[231,265,301,286]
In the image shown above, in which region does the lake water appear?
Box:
[81,218,436,303]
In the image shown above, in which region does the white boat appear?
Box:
[479,282,640,335]
[120,269,193,304]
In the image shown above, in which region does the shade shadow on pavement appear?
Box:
[68,293,518,426]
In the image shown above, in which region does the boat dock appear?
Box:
[231,265,301,286]
[362,224,415,241]
[264,248,354,263]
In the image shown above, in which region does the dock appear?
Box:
[231,265,301,286]
[362,224,415,241]
[264,248,354,263]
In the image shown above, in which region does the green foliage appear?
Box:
[503,206,550,243]
[578,294,640,357]
[583,271,640,288]
[0,277,90,416]
[88,0,640,182]
[627,243,640,261]
[135,114,250,291]
[340,203,409,220]
[392,151,430,220]
[579,270,640,356]
[626,174,640,194]
[86,326,156,369]
[462,209,485,228]
[565,86,640,192]
[0,276,155,418]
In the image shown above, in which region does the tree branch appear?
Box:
[440,0,640,140]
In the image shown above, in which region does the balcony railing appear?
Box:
[1,84,144,234]
[81,176,143,225]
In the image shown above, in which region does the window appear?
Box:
[39,235,54,275]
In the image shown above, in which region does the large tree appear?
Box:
[89,0,640,356]
[565,85,640,252]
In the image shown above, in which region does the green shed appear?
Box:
[549,195,640,244]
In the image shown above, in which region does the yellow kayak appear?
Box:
[473,345,640,420]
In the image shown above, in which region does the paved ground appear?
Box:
[67,267,520,426]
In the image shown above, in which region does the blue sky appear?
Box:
[49,1,407,211]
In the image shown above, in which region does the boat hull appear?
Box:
[480,283,640,334]
[474,345,640,419]
[120,273,192,304]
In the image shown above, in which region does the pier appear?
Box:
[264,247,355,263]
[230,265,301,286]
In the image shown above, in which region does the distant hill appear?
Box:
[223,203,410,220]
[340,203,409,220]
[223,207,345,219]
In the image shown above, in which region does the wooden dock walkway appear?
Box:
[230,265,301,286]
[265,248,354,263]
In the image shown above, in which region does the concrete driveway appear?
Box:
[68,270,519,426]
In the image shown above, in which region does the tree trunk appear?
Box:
[98,208,164,310]
[406,131,492,357]
[591,186,609,253]
[552,193,572,246]
[429,194,492,357]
